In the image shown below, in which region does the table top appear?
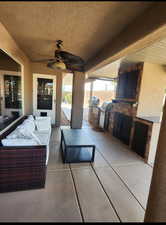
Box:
[61,128,95,147]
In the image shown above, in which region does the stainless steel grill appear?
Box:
[99,101,113,130]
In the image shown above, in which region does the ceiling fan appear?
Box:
[35,40,85,72]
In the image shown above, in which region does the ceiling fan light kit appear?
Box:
[48,61,67,70]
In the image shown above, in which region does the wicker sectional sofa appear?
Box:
[0,115,51,193]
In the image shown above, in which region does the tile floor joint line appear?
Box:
[90,164,121,222]
[69,164,85,223]
[95,149,146,211]
[80,127,147,211]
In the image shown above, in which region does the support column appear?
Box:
[89,81,94,104]
[88,80,94,122]
[144,99,166,222]
[55,73,62,127]
[71,71,85,129]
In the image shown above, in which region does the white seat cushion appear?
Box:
[18,126,41,144]
[35,116,51,121]
[33,130,50,145]
[27,115,35,121]
[6,123,41,145]
[22,119,36,132]
[33,129,51,165]
[6,127,24,139]
[35,118,51,131]
[2,138,39,146]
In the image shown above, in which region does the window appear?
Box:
[4,75,22,109]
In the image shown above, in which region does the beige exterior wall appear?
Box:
[148,122,161,166]
[31,62,62,76]
[0,22,33,115]
[22,64,33,114]
[137,63,166,117]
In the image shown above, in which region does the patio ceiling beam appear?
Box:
[87,76,117,82]
[86,3,166,73]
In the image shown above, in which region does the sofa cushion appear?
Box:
[27,115,35,121]
[35,116,51,121]
[2,138,39,146]
[18,125,42,144]
[33,129,51,165]
[35,117,51,131]
[6,124,41,145]
[6,127,24,139]
[22,119,36,132]
[33,129,51,145]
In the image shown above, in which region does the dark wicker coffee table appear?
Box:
[61,128,96,163]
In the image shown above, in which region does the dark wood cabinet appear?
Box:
[131,121,149,157]
[113,112,122,139]
[113,112,133,145]
[116,70,139,100]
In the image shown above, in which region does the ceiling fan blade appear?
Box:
[43,41,85,72]
[56,51,85,65]
[65,62,85,72]
[32,58,55,63]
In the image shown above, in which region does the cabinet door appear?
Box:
[126,70,139,99]
[113,112,121,138]
[113,112,133,145]
[116,70,139,99]
[120,114,133,145]
[131,121,149,157]
[116,73,127,98]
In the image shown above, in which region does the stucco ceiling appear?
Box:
[0,1,153,64]
[89,59,121,79]
[90,36,166,79]
[121,37,166,65]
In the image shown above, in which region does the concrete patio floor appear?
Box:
[0,125,153,222]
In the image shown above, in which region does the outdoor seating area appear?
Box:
[0,125,153,222]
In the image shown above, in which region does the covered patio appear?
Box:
[0,1,165,223]
[0,125,152,222]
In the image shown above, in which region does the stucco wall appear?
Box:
[137,63,166,117]
[32,62,62,76]
[71,71,85,128]
[0,22,33,115]
[148,122,161,166]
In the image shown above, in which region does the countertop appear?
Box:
[136,116,161,123]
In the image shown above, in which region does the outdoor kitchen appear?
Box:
[88,60,166,166]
